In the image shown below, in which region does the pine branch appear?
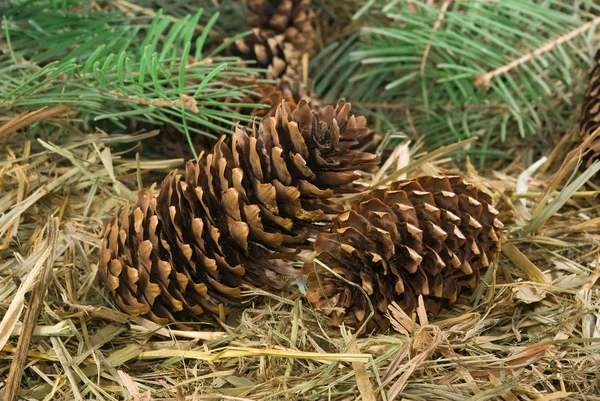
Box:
[314,0,600,157]
[419,0,451,74]
[475,14,600,87]
[0,0,266,143]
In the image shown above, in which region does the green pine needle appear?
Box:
[312,0,600,160]
[0,0,264,153]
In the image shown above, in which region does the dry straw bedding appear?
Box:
[0,114,599,400]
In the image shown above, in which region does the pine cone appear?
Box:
[146,79,296,160]
[303,176,503,332]
[246,0,316,56]
[580,49,600,168]
[228,29,302,92]
[99,99,379,327]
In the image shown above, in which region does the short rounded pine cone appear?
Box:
[246,0,316,56]
[98,99,380,328]
[303,176,503,332]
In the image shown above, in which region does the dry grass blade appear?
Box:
[531,127,600,220]
[129,318,228,341]
[535,392,573,401]
[374,137,477,187]
[4,218,59,401]
[0,105,72,138]
[343,329,377,401]
[137,346,371,364]
[525,160,600,234]
[0,247,53,351]
[1,344,60,362]
[502,242,551,284]
[118,370,151,401]
[384,303,444,399]
[0,166,79,242]
[10,321,72,337]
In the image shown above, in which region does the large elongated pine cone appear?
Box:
[246,0,315,56]
[146,79,297,160]
[303,176,503,332]
[99,99,379,328]
[580,49,600,169]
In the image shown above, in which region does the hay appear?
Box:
[0,113,599,401]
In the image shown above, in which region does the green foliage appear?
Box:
[0,0,263,151]
[311,0,600,159]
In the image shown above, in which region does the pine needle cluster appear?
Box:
[1,0,267,155]
[311,0,600,160]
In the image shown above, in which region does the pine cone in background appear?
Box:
[99,99,379,327]
[580,49,600,169]
[227,29,302,92]
[226,0,316,95]
[303,176,503,332]
[246,0,316,56]
[146,79,296,160]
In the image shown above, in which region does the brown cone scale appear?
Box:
[303,176,503,332]
[99,99,379,327]
[246,0,315,56]
[227,29,302,92]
